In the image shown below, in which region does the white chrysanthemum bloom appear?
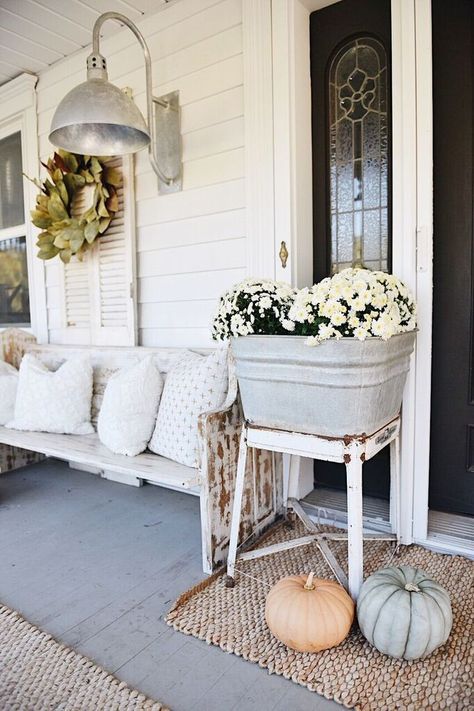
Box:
[259,295,272,309]
[350,296,366,312]
[372,292,388,308]
[331,312,347,326]
[354,326,369,341]
[282,318,296,332]
[318,323,341,341]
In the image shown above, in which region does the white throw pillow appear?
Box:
[149,348,228,467]
[0,361,18,426]
[98,356,163,457]
[6,353,94,435]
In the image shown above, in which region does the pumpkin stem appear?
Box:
[404,582,421,592]
[304,572,316,590]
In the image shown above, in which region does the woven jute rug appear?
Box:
[0,604,167,710]
[167,521,473,711]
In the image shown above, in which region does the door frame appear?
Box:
[243,0,471,555]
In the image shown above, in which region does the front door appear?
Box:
[429,0,474,517]
[310,0,392,498]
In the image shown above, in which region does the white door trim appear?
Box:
[411,0,434,547]
[242,0,276,279]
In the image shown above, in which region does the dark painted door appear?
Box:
[310,0,392,498]
[429,0,474,516]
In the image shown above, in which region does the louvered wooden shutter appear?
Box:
[55,156,137,346]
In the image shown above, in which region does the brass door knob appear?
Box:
[279,241,289,268]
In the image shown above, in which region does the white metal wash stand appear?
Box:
[226,416,401,599]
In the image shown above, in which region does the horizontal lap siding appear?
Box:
[36,0,245,348]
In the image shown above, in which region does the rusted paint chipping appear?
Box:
[198,395,281,570]
[0,329,45,474]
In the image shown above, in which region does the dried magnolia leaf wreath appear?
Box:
[29,150,120,264]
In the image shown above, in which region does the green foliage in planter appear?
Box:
[29,150,121,264]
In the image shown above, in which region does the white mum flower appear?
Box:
[282,319,296,332]
[354,326,369,341]
[331,312,347,326]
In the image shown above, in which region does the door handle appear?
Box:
[279,241,289,268]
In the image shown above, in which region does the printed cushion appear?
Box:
[6,353,94,435]
[149,348,228,467]
[0,361,19,426]
[98,356,163,457]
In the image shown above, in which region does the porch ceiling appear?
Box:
[0,0,175,88]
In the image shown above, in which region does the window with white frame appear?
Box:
[0,129,30,327]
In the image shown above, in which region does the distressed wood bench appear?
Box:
[0,328,280,574]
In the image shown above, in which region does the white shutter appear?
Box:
[54,155,137,346]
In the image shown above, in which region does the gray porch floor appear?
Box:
[0,459,340,711]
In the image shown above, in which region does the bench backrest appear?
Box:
[24,343,211,426]
[0,329,211,428]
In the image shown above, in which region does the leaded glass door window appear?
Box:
[328,36,389,273]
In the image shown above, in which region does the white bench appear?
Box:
[0,328,279,574]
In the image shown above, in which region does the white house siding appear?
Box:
[36,0,246,348]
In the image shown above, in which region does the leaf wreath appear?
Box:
[29,150,121,264]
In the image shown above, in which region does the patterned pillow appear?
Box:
[6,353,94,435]
[0,361,18,426]
[98,356,163,457]
[148,348,229,467]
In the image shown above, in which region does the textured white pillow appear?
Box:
[149,348,228,467]
[0,361,18,426]
[6,353,94,435]
[98,356,163,457]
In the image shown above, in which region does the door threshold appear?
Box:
[303,488,474,557]
[423,510,474,559]
[302,486,391,534]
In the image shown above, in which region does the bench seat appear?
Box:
[0,328,280,574]
[0,426,200,491]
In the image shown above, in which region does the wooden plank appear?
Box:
[136,178,244,227]
[139,300,216,329]
[139,327,213,349]
[138,268,246,304]
[247,427,346,462]
[181,86,244,134]
[0,427,200,490]
[137,237,246,278]
[136,148,245,199]
[138,208,245,253]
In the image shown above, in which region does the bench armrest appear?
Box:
[198,389,281,574]
[0,328,37,368]
[0,329,44,475]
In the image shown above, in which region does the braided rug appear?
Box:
[167,521,473,711]
[0,605,167,711]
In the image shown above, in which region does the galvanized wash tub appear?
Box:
[231,331,416,437]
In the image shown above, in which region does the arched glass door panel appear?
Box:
[328,36,389,273]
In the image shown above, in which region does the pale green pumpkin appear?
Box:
[357,565,452,660]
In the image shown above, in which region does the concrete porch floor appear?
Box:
[0,459,340,711]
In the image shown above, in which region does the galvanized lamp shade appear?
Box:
[49,11,182,194]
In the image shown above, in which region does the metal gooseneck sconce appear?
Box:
[49,11,182,194]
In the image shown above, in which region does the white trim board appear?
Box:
[0,73,48,344]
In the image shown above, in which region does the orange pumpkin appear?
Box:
[265,572,354,652]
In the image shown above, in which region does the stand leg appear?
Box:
[226,428,248,587]
[345,445,364,600]
[282,453,292,525]
[390,435,401,539]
